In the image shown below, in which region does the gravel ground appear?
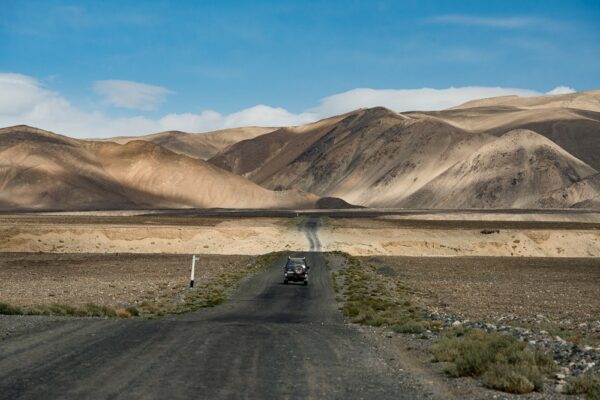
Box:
[366,256,600,343]
[354,255,600,396]
[326,253,589,399]
[0,253,254,308]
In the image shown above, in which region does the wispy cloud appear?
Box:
[427,14,553,29]
[93,80,172,111]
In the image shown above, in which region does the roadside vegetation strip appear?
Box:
[0,252,288,319]
[0,301,136,318]
[330,251,563,395]
[331,252,433,334]
[136,251,289,318]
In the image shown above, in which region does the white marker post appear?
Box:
[190,255,199,288]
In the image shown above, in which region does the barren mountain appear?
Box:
[210,91,600,208]
[416,91,600,169]
[400,130,597,208]
[0,125,316,211]
[212,107,495,206]
[3,90,600,211]
[104,127,276,160]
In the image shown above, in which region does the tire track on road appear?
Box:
[298,216,322,252]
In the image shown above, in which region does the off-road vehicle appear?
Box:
[283,256,309,285]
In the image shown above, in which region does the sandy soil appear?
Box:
[366,256,600,336]
[0,213,599,257]
[0,253,253,307]
[322,217,600,257]
[0,216,306,255]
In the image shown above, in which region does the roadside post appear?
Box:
[190,255,199,288]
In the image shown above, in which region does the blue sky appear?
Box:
[1,0,599,137]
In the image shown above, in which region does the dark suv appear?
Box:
[283,256,309,285]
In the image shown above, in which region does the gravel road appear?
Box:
[298,216,322,251]
[0,250,432,398]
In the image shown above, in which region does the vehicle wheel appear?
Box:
[284,279,288,284]
[304,281,308,286]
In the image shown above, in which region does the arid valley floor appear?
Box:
[1,210,599,399]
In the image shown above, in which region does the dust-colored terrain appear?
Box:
[323,216,600,257]
[0,253,253,308]
[1,212,599,257]
[0,216,308,255]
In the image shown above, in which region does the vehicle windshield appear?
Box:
[286,260,305,269]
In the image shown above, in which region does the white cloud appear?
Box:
[0,73,58,115]
[220,105,316,128]
[546,86,575,95]
[0,73,316,137]
[0,72,579,138]
[428,15,545,29]
[93,80,172,111]
[312,87,540,115]
[157,106,315,133]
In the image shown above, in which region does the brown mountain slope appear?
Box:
[103,127,276,160]
[413,105,600,170]
[400,130,597,208]
[535,172,600,208]
[209,113,350,179]
[211,107,495,207]
[0,125,316,211]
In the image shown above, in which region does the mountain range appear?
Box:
[1,90,599,211]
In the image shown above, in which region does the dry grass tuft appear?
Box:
[565,373,600,400]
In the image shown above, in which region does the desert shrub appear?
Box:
[79,303,117,317]
[480,229,500,234]
[342,304,360,317]
[125,306,139,316]
[481,363,542,394]
[115,309,132,318]
[0,302,23,315]
[431,330,555,393]
[392,319,428,334]
[565,373,600,400]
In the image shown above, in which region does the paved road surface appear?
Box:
[0,219,422,399]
